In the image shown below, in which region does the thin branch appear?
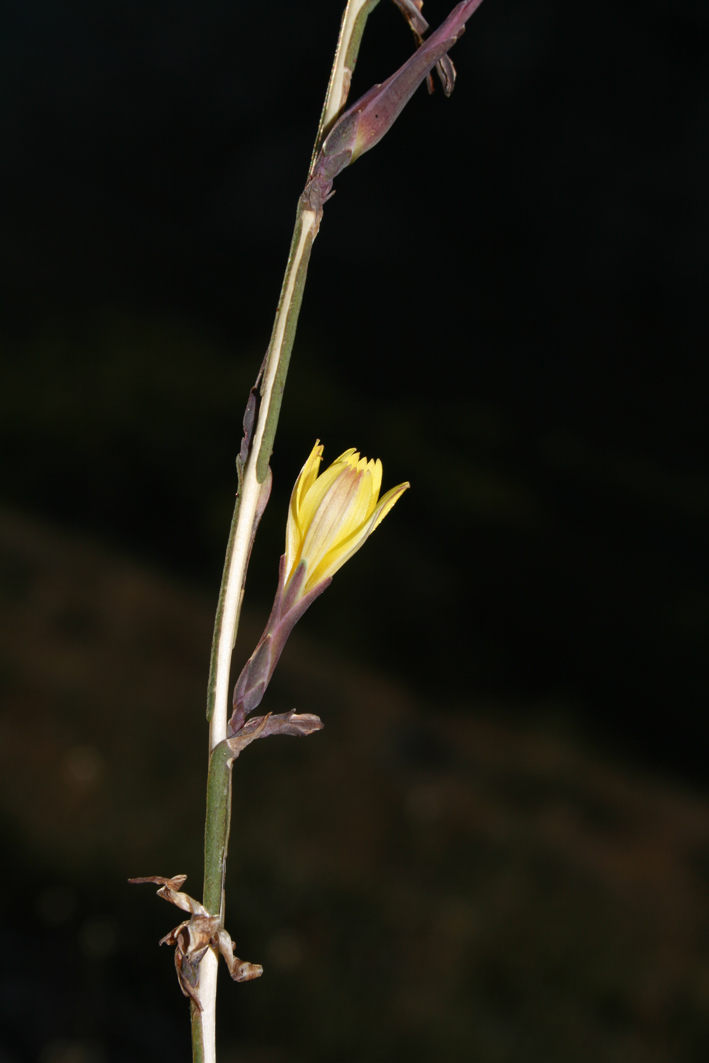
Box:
[310,0,383,172]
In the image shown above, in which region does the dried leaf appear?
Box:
[227,710,324,759]
[129,874,206,915]
[130,876,262,1004]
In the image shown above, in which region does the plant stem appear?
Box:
[190,1001,205,1063]
[193,3,381,1060]
[207,204,319,754]
[202,741,235,917]
[310,0,382,171]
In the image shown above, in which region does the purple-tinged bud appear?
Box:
[304,0,485,209]
[344,0,484,163]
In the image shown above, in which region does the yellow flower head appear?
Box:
[284,442,409,596]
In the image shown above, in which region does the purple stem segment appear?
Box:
[229,557,331,736]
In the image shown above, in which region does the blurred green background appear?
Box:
[1,0,707,1060]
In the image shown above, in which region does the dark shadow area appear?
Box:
[2,509,709,1063]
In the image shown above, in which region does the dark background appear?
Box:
[1,1,707,1061]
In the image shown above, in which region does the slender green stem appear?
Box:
[205,496,241,727]
[309,0,382,172]
[254,205,320,485]
[190,1001,205,1063]
[203,742,234,919]
[192,4,382,1061]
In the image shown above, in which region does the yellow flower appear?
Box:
[284,442,409,595]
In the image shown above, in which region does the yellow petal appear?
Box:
[300,466,362,571]
[283,443,409,597]
[368,458,383,500]
[370,480,410,532]
[304,479,410,590]
[293,441,323,523]
[298,458,352,529]
[315,464,376,546]
[332,448,359,467]
[285,441,323,578]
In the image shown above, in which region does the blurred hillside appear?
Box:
[2,508,709,1063]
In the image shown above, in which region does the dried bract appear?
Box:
[128,875,262,1007]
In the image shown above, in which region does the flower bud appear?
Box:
[304,0,486,208]
[284,442,409,598]
[229,442,408,734]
